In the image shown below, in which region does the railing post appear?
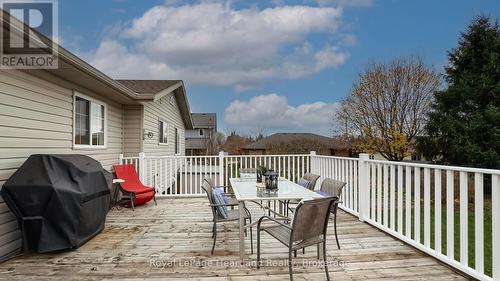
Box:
[358,153,370,222]
[310,151,316,174]
[119,154,123,164]
[219,151,225,187]
[139,152,145,183]
[493,174,500,280]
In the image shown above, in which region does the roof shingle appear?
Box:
[116,80,181,96]
[192,113,217,128]
[242,133,347,150]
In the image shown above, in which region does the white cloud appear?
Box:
[315,0,373,7]
[224,94,339,134]
[86,2,349,89]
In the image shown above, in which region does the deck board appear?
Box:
[0,197,467,280]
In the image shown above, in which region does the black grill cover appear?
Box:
[0,154,111,253]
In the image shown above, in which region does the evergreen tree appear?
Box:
[417,16,500,169]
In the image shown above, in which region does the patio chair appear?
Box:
[201,180,253,255]
[316,178,346,249]
[299,173,320,190]
[285,173,321,216]
[204,177,238,206]
[257,197,336,281]
[112,164,157,210]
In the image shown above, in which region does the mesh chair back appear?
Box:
[320,178,346,199]
[205,177,216,188]
[301,173,320,190]
[202,179,215,203]
[201,179,218,218]
[291,197,335,242]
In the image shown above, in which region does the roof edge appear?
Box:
[153,81,183,102]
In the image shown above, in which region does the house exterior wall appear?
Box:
[142,91,186,157]
[185,128,208,138]
[141,91,187,189]
[185,128,217,156]
[0,69,125,262]
[123,105,143,157]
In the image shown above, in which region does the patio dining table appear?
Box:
[229,177,323,261]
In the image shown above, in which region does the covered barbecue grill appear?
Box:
[0,154,112,253]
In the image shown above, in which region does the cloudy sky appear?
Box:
[59,0,499,136]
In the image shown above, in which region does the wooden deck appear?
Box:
[0,197,468,280]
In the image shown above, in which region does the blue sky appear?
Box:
[58,0,500,136]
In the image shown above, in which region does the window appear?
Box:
[199,129,204,136]
[74,94,106,148]
[175,128,180,155]
[159,119,168,144]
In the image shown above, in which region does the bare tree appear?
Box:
[337,57,440,161]
[205,131,225,155]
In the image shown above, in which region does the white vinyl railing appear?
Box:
[311,154,499,281]
[119,152,310,196]
[119,152,499,281]
[311,155,360,216]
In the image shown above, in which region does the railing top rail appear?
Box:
[143,155,220,159]
[224,154,311,157]
[312,155,360,161]
[142,154,312,159]
[366,158,500,175]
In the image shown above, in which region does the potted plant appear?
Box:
[256,165,268,183]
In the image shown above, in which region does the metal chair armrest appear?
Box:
[209,203,239,207]
[257,215,293,231]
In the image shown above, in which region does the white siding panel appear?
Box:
[0,69,125,263]
[123,105,142,157]
[142,92,186,157]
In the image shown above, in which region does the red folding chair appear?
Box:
[112,164,157,210]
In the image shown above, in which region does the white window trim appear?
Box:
[72,91,108,150]
[175,127,181,155]
[158,118,169,146]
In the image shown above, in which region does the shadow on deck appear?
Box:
[0,197,467,280]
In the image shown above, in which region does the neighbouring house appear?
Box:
[0,14,193,262]
[185,113,217,156]
[241,133,353,156]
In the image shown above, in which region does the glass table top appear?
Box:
[229,177,323,201]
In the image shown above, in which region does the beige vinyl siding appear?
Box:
[142,92,186,157]
[141,92,186,190]
[123,105,143,157]
[0,69,125,262]
[0,196,21,262]
[0,69,124,182]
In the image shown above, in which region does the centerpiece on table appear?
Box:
[264,170,278,191]
[256,165,267,188]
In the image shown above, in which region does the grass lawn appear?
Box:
[392,195,493,277]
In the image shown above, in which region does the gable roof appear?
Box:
[1,10,142,103]
[116,80,182,96]
[191,113,217,130]
[242,133,347,150]
[116,80,193,129]
[0,10,194,128]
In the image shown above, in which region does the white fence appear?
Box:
[119,152,499,281]
[120,152,310,196]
